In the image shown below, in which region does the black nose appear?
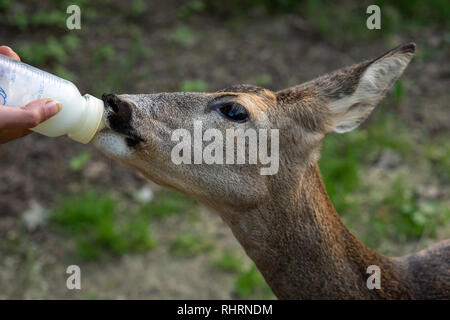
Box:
[102,93,133,129]
[101,93,145,147]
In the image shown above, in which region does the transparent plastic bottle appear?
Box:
[0,54,105,143]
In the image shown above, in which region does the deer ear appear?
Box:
[328,43,415,133]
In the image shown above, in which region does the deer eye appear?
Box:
[217,102,249,123]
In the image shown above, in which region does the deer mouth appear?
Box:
[92,94,145,158]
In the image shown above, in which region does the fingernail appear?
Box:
[44,100,62,117]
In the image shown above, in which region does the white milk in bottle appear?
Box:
[0,54,105,143]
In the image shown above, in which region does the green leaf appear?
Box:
[69,152,91,171]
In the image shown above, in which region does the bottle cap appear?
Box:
[68,94,105,144]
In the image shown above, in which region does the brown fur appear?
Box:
[94,43,450,299]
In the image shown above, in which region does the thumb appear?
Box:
[0,46,21,61]
[20,99,62,128]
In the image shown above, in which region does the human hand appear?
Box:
[0,46,61,144]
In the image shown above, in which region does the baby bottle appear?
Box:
[0,54,105,144]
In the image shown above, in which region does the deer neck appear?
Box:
[213,162,413,299]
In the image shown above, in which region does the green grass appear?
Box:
[29,7,67,27]
[2,0,150,96]
[93,44,116,63]
[370,176,449,240]
[392,81,405,104]
[254,74,272,87]
[19,34,80,67]
[213,250,243,273]
[178,0,207,21]
[425,135,450,183]
[234,265,273,299]
[54,65,78,82]
[320,106,449,248]
[212,250,274,299]
[180,79,209,92]
[129,0,148,16]
[170,232,213,258]
[86,34,151,96]
[50,191,156,260]
[170,26,197,46]
[320,113,412,213]
[183,0,448,41]
[69,152,91,171]
[49,189,197,260]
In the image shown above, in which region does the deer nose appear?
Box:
[101,93,145,146]
[102,93,134,131]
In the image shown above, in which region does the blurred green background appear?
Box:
[0,0,448,299]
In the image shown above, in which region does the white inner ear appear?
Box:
[330,52,413,133]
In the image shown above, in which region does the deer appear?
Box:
[93,43,450,299]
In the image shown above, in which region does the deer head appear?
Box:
[94,43,415,216]
[93,43,450,300]
[92,43,450,300]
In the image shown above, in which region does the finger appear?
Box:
[0,46,21,61]
[20,99,62,128]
